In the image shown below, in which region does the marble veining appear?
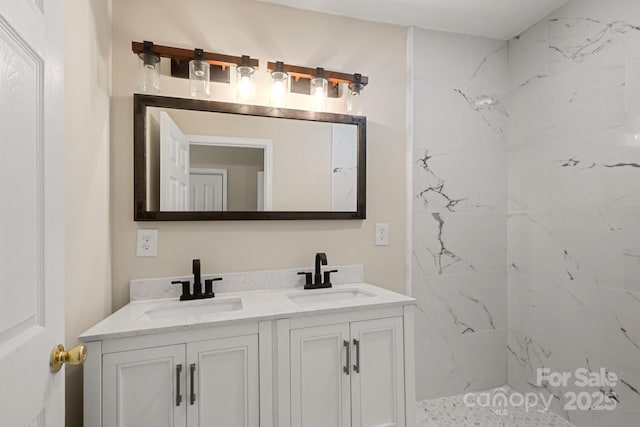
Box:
[411,26,508,401]
[411,2,640,424]
[515,74,549,91]
[454,88,508,140]
[429,213,476,275]
[454,44,509,140]
[508,3,640,425]
[559,158,640,169]
[416,151,465,212]
[470,46,505,80]
[459,290,496,330]
[549,18,640,63]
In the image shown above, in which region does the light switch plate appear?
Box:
[136,229,158,257]
[375,223,389,246]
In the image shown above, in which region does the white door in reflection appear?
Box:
[160,112,190,211]
[189,168,227,211]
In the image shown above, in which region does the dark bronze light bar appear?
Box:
[132,41,258,84]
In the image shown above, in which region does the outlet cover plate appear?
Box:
[137,229,158,257]
[375,223,389,246]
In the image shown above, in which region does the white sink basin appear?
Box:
[139,298,243,321]
[287,288,375,304]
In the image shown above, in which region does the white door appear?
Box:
[103,345,187,427]
[187,335,259,427]
[189,168,227,211]
[290,324,351,427]
[350,317,406,427]
[0,1,64,425]
[257,171,264,211]
[160,111,190,211]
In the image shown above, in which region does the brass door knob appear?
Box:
[50,344,87,373]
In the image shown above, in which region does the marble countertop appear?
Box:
[79,283,415,342]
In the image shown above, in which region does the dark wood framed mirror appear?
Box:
[134,94,366,221]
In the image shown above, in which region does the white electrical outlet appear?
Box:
[375,223,389,246]
[136,229,158,257]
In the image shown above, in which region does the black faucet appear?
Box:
[192,259,202,297]
[172,259,222,301]
[298,253,338,289]
[314,252,327,286]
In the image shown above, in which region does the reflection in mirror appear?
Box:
[146,107,358,213]
[134,95,366,221]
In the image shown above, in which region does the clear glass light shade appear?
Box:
[138,52,160,93]
[189,59,210,98]
[310,77,328,111]
[347,82,365,115]
[236,65,255,102]
[270,71,288,107]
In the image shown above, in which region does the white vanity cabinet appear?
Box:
[350,317,406,427]
[85,324,262,427]
[289,317,405,427]
[290,323,351,427]
[186,335,259,427]
[278,305,414,427]
[81,283,416,427]
[103,344,186,427]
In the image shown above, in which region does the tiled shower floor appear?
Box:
[416,386,576,426]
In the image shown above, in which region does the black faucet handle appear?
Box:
[297,271,313,286]
[172,280,192,301]
[203,278,222,298]
[323,270,338,287]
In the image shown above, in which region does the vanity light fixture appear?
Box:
[270,61,289,107]
[236,55,255,102]
[137,41,161,93]
[267,61,368,111]
[310,67,329,111]
[189,48,210,98]
[131,41,259,92]
[132,41,369,112]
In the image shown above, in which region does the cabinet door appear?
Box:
[290,323,351,427]
[186,335,259,427]
[350,317,405,427]
[103,345,186,427]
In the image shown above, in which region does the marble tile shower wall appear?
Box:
[411,27,509,400]
[507,1,640,426]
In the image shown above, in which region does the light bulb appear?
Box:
[236,59,255,103]
[238,75,253,101]
[270,68,288,107]
[189,52,210,98]
[310,76,328,111]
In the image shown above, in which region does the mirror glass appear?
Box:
[134,95,366,221]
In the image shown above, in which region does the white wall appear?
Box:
[409,27,508,399]
[64,0,112,426]
[507,1,640,425]
[110,0,407,310]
